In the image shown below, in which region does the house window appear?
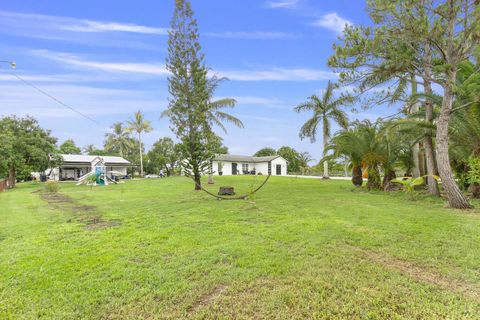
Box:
[242,163,249,173]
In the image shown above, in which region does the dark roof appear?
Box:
[213,154,281,163]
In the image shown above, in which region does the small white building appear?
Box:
[48,154,132,181]
[211,154,288,176]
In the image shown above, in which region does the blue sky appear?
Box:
[0,0,395,162]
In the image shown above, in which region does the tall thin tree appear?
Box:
[127,110,152,177]
[294,81,349,179]
[166,0,240,190]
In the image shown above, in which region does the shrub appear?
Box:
[44,181,59,193]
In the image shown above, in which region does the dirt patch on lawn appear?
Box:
[189,284,228,314]
[348,245,480,301]
[84,216,122,230]
[41,192,74,204]
[40,191,121,231]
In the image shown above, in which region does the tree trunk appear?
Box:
[410,74,421,178]
[366,166,381,190]
[412,144,421,177]
[436,80,472,209]
[322,129,330,179]
[139,132,144,177]
[194,171,201,191]
[8,166,15,188]
[422,43,440,196]
[424,136,440,195]
[382,170,396,187]
[352,165,363,187]
[208,161,214,184]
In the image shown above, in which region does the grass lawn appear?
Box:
[0,176,479,319]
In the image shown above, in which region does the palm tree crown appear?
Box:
[105,122,133,157]
[127,110,153,177]
[295,81,349,178]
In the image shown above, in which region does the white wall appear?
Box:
[212,158,288,176]
[271,157,288,176]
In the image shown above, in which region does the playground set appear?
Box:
[76,157,117,186]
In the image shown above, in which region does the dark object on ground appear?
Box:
[219,172,223,176]
[121,175,132,180]
[218,186,235,196]
[257,172,263,175]
[40,174,47,182]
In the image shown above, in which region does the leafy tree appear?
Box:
[104,122,134,158]
[59,139,81,154]
[0,116,57,188]
[146,137,180,176]
[294,81,349,179]
[209,135,229,154]
[166,0,224,190]
[330,0,480,209]
[298,151,314,175]
[127,110,152,177]
[254,147,277,157]
[325,126,365,187]
[83,144,96,155]
[277,146,300,173]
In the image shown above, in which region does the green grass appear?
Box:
[0,176,479,319]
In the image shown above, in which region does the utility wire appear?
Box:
[8,72,99,124]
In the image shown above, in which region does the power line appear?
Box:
[8,72,99,124]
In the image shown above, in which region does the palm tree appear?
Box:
[294,81,349,179]
[105,122,133,158]
[83,144,96,155]
[127,111,153,177]
[298,152,314,175]
[325,126,364,186]
[161,77,243,184]
[205,77,244,133]
[161,77,244,133]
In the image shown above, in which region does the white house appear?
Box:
[211,154,288,176]
[48,154,133,181]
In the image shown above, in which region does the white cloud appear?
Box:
[219,68,336,81]
[34,50,336,82]
[266,0,300,9]
[0,10,298,46]
[62,20,169,35]
[312,12,353,34]
[204,31,300,40]
[34,50,169,75]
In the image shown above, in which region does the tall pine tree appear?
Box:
[166,0,212,190]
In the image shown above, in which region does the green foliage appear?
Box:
[0,116,57,185]
[166,0,228,188]
[208,135,229,154]
[294,81,349,144]
[277,146,300,173]
[146,137,180,176]
[44,181,59,193]
[58,139,81,154]
[467,157,480,185]
[392,175,439,200]
[104,122,134,157]
[127,110,153,176]
[253,147,277,157]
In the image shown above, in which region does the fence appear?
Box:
[0,179,7,193]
